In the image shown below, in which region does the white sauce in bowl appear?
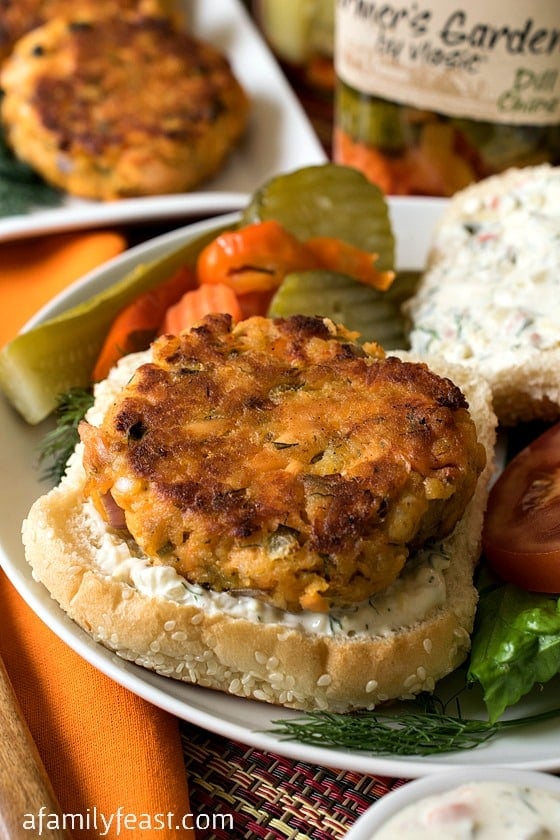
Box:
[372,780,560,839]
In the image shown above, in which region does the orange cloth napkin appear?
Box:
[0,230,195,838]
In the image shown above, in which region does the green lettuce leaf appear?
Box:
[468,581,560,723]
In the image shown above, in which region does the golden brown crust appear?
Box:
[79,315,487,612]
[22,351,497,712]
[0,0,178,63]
[1,12,249,199]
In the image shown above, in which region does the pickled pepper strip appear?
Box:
[196,220,318,294]
[305,237,394,290]
[197,218,394,294]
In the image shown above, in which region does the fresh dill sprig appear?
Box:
[0,178,64,217]
[269,703,560,756]
[0,116,64,217]
[38,387,94,483]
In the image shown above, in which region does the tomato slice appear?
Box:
[482,422,560,593]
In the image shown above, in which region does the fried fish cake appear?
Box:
[0,0,176,63]
[0,12,249,199]
[80,315,486,612]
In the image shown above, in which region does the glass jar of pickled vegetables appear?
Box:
[252,0,335,151]
[333,0,560,196]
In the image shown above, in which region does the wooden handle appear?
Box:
[0,655,71,839]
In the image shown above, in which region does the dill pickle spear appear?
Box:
[241,163,395,270]
[267,270,407,349]
[0,227,221,425]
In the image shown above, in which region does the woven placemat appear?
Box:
[181,721,406,839]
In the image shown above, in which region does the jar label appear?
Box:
[335,0,560,124]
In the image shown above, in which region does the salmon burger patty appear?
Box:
[0,12,249,199]
[79,315,487,613]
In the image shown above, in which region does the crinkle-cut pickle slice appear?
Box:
[268,270,406,349]
[0,227,221,425]
[241,163,395,270]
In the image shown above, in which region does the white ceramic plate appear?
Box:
[345,767,560,838]
[0,0,326,242]
[3,197,560,778]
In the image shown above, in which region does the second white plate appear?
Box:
[0,0,327,242]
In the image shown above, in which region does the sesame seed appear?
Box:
[423,638,433,653]
[316,674,332,687]
[365,679,378,693]
[254,651,267,665]
[164,620,177,632]
[253,689,271,702]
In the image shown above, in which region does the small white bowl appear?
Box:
[345,766,560,839]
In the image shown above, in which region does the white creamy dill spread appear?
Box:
[372,780,560,840]
[86,495,448,638]
[406,166,560,373]
[79,349,449,639]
